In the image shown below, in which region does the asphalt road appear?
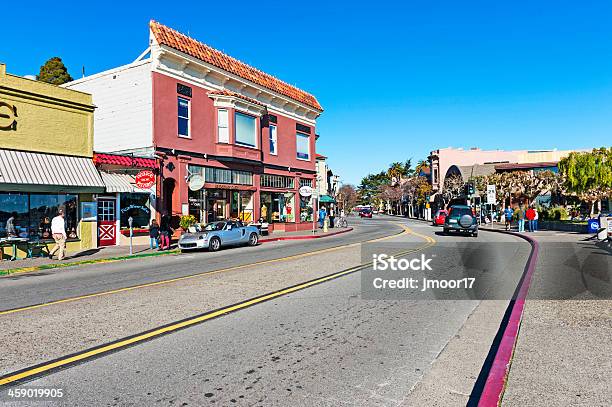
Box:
[0,217,399,311]
[1,217,533,406]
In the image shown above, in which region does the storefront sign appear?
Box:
[81,202,97,221]
[188,175,205,191]
[299,185,313,197]
[206,183,257,191]
[0,102,17,130]
[135,170,156,189]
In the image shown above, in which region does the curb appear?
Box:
[469,227,539,406]
[259,227,353,243]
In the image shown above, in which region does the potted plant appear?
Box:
[179,214,197,233]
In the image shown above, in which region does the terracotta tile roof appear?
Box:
[316,154,327,159]
[94,153,157,169]
[207,89,265,107]
[150,20,322,111]
[495,161,559,171]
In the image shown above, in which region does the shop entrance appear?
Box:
[97,198,117,246]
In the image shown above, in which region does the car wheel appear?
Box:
[473,232,478,237]
[209,237,221,252]
[248,233,258,246]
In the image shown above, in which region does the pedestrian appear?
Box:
[526,206,536,232]
[517,205,526,233]
[6,212,17,237]
[504,206,513,230]
[159,215,173,250]
[329,206,335,228]
[149,219,160,250]
[49,209,67,260]
[533,207,539,232]
[318,206,327,229]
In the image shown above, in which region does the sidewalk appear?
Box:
[480,225,611,406]
[0,226,353,275]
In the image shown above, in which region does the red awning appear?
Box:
[94,153,157,169]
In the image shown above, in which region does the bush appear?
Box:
[179,214,197,230]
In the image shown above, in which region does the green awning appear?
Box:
[319,195,336,203]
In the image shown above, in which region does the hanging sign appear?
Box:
[188,174,205,191]
[299,185,313,197]
[135,170,156,189]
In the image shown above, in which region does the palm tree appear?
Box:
[414,160,430,176]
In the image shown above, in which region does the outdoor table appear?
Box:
[0,238,29,261]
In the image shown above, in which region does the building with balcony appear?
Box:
[65,21,323,232]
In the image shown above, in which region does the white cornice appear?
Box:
[150,43,319,125]
[209,94,267,116]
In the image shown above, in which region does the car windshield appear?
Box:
[450,207,471,217]
[203,222,226,231]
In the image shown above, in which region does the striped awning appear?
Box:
[0,149,105,193]
[100,172,155,194]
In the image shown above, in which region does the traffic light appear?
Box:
[464,182,475,196]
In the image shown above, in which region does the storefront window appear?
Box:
[0,193,78,239]
[260,192,295,223]
[120,193,151,229]
[300,195,313,222]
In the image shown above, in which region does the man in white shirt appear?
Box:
[49,209,67,260]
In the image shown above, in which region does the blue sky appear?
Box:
[3,1,611,184]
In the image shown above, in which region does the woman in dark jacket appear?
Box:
[149,219,160,250]
[159,216,173,250]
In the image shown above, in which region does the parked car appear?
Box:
[178,220,260,252]
[443,205,478,237]
[359,209,373,218]
[432,209,448,226]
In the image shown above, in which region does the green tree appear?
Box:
[414,160,430,176]
[358,171,390,204]
[37,57,73,85]
[559,147,612,214]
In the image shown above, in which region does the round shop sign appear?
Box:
[299,185,313,197]
[135,170,156,189]
[188,174,205,191]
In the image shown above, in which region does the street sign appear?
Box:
[486,184,496,204]
[135,170,155,189]
[299,185,313,197]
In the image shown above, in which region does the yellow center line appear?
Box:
[0,223,414,316]
[0,222,436,387]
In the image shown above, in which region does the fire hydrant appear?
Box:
[323,218,329,233]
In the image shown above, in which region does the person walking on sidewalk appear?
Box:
[149,219,160,250]
[504,206,513,230]
[517,205,526,232]
[526,206,536,232]
[329,206,335,228]
[533,207,539,232]
[318,206,327,229]
[159,215,173,250]
[49,209,67,260]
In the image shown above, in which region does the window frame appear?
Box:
[217,108,229,144]
[296,132,310,161]
[234,111,257,149]
[269,124,278,155]
[178,97,191,139]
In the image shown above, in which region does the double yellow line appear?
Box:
[0,223,435,387]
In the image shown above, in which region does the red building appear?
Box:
[66,21,323,233]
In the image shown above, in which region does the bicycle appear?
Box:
[337,216,348,228]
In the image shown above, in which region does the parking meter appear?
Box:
[128,216,134,255]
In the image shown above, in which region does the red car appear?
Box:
[359,209,373,218]
[432,210,448,226]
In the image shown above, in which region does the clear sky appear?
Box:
[2,1,611,184]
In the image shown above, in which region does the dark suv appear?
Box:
[443,205,478,237]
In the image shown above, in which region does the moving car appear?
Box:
[443,205,478,237]
[359,209,373,218]
[432,209,448,226]
[178,220,260,252]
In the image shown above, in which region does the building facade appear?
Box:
[0,63,104,256]
[65,21,323,233]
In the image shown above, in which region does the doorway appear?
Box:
[97,198,116,246]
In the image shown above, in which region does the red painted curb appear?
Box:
[259,228,353,243]
[478,229,539,406]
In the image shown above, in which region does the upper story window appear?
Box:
[217,109,229,143]
[269,125,278,155]
[296,133,310,160]
[235,112,256,148]
[260,174,295,189]
[178,97,190,138]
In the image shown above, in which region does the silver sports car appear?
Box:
[178,220,260,252]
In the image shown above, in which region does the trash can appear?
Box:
[587,218,600,234]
